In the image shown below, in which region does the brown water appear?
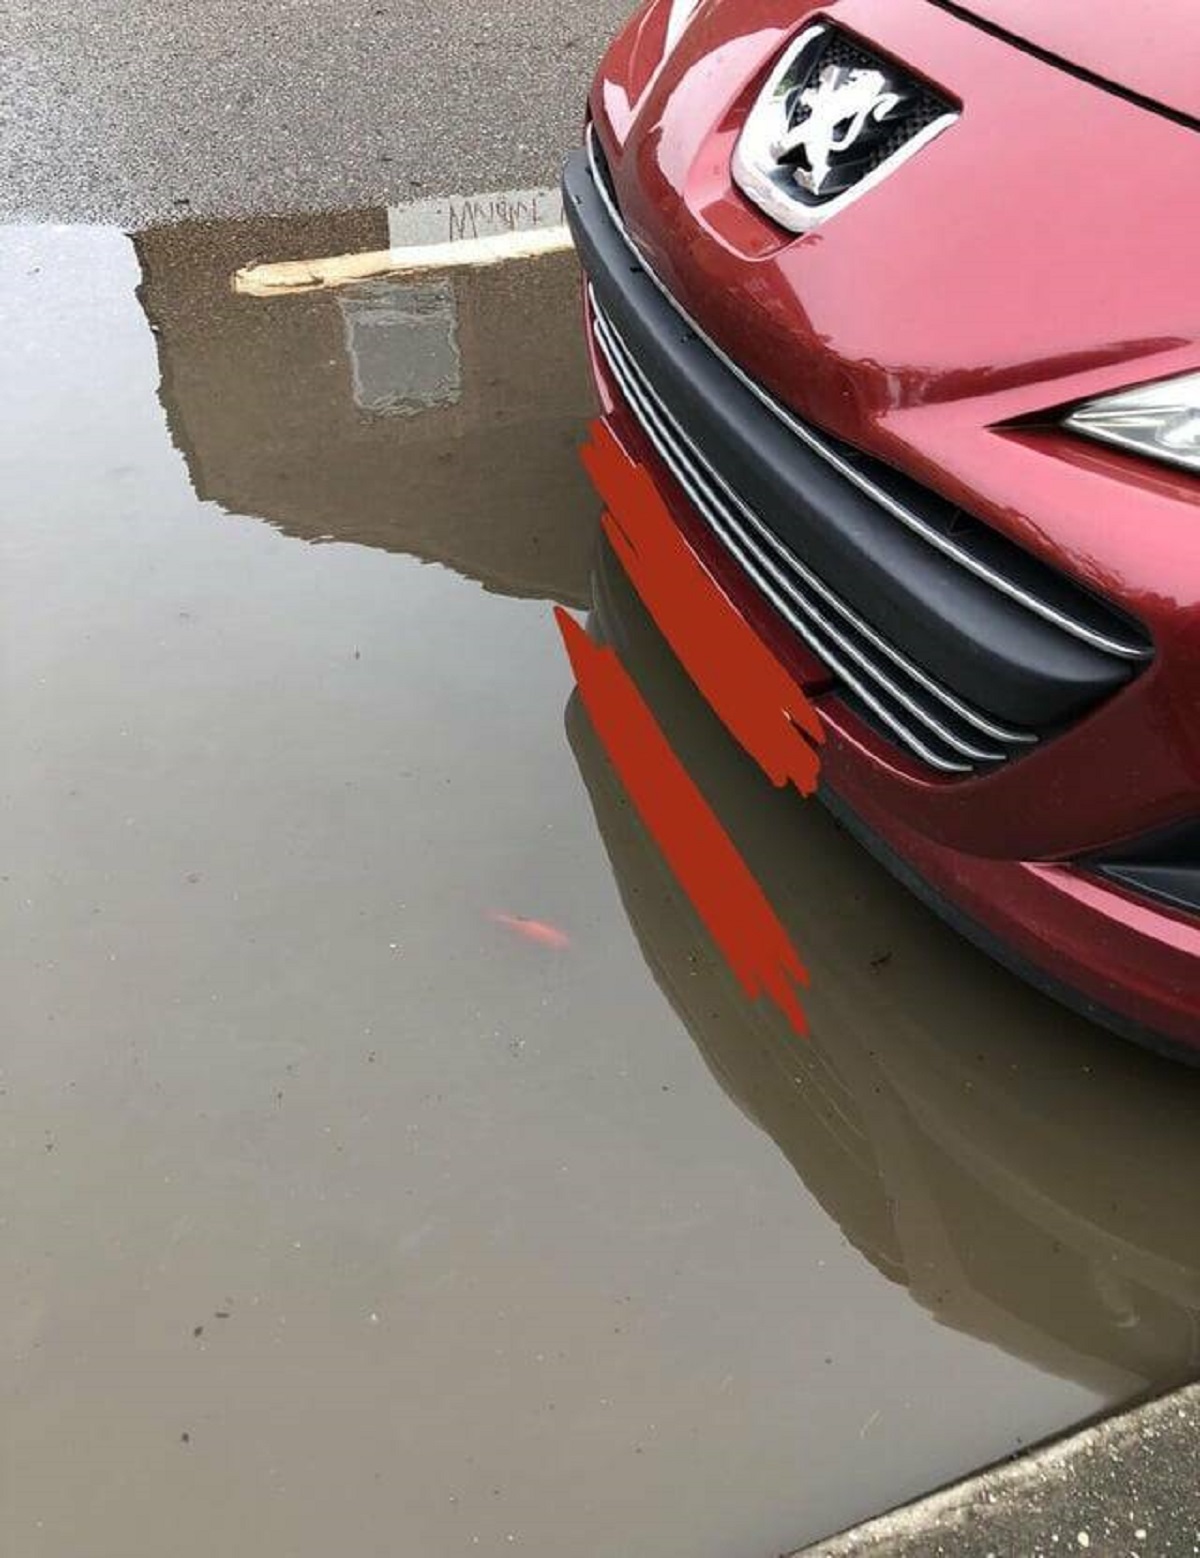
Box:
[3,217,1199,1558]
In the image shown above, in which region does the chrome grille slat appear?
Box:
[592,294,1035,753]
[584,124,1150,666]
[591,302,998,774]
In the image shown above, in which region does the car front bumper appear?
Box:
[564,120,1200,1053]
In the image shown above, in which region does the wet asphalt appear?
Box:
[4,0,630,225]
[5,11,1200,1558]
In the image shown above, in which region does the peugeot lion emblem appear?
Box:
[772,65,902,196]
[731,24,958,232]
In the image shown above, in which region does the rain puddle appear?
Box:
[4,215,1200,1558]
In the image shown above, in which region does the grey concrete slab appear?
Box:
[792,1383,1200,1558]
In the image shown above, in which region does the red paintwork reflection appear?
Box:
[582,419,824,797]
[557,608,811,1036]
[557,417,825,1037]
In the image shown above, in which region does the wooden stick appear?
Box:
[233,225,575,297]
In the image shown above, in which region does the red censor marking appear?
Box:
[556,609,810,1036]
[490,913,571,950]
[580,420,824,796]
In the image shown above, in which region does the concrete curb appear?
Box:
[790,1382,1200,1557]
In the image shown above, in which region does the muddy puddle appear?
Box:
[4,215,1200,1558]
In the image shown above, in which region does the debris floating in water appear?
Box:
[489,912,570,950]
[233,227,574,297]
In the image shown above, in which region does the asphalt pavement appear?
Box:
[3,0,631,225]
[793,1383,1200,1558]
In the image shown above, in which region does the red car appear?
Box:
[563,0,1200,1053]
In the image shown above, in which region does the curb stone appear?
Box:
[790,1382,1200,1557]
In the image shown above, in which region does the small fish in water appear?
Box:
[490,912,570,950]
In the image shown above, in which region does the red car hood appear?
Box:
[946,0,1200,122]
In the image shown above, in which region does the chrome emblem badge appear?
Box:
[732,25,957,232]
[771,65,902,197]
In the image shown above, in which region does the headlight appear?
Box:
[663,0,703,57]
[1064,370,1200,475]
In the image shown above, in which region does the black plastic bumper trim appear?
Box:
[590,293,1011,772]
[563,142,1142,733]
[1091,819,1200,918]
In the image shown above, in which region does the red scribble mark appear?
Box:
[581,419,823,796]
[556,610,810,1036]
[490,912,571,950]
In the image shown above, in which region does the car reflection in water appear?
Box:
[569,537,1200,1397]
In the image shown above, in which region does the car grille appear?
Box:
[592,293,1034,771]
[576,129,1151,776]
